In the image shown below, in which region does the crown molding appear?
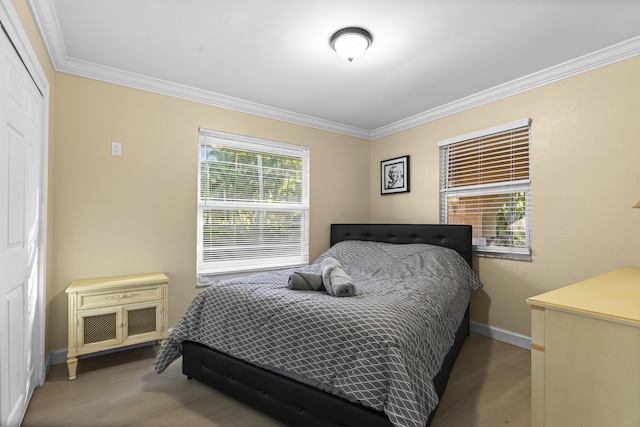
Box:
[371,35,640,140]
[2,0,49,93]
[28,0,66,66]
[28,0,640,141]
[55,55,372,140]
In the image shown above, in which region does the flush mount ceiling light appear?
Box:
[330,27,373,62]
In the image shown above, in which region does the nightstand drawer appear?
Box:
[77,285,162,310]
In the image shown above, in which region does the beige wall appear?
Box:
[371,56,640,336]
[48,74,370,351]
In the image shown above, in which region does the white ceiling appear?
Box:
[29,0,640,139]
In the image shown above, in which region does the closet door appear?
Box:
[0,23,44,427]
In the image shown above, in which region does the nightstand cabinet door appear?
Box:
[76,306,123,350]
[123,302,163,342]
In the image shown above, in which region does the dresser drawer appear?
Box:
[77,285,162,310]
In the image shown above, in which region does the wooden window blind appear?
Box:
[439,118,531,258]
[197,129,310,276]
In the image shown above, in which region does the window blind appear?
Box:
[198,129,309,275]
[439,119,531,258]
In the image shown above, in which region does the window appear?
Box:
[198,129,309,276]
[438,118,531,259]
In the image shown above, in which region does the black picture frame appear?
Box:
[381,155,410,195]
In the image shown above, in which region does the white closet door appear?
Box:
[0,22,44,427]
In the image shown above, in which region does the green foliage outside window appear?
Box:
[200,146,302,203]
[200,146,304,255]
[495,192,526,247]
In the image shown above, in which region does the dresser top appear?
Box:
[66,272,169,293]
[527,267,640,326]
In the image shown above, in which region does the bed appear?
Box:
[154,223,481,427]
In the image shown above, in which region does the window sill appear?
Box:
[197,264,307,288]
[197,271,252,288]
[475,252,532,262]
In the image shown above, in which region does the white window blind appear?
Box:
[439,118,532,258]
[198,129,309,275]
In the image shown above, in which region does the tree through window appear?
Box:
[198,129,309,276]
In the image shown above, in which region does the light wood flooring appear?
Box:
[22,334,530,427]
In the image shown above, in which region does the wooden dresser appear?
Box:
[66,272,169,380]
[526,267,640,427]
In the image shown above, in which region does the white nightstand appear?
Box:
[66,272,169,380]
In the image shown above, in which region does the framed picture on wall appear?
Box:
[381,155,410,195]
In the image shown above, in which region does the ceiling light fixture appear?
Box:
[330,27,373,62]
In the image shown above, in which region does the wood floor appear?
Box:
[22,334,530,427]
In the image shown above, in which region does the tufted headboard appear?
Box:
[330,223,473,267]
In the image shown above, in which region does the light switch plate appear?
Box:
[111,142,122,156]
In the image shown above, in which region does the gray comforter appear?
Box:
[154,241,482,427]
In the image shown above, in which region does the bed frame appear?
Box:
[182,223,473,427]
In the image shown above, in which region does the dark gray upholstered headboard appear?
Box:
[330,224,473,267]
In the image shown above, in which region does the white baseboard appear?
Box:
[470,321,531,350]
[45,324,530,372]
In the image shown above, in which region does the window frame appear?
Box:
[438,118,532,260]
[197,129,310,277]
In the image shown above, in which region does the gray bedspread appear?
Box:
[154,240,482,427]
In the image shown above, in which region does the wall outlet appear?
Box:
[111,142,122,156]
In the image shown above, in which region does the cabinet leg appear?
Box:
[67,357,78,381]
